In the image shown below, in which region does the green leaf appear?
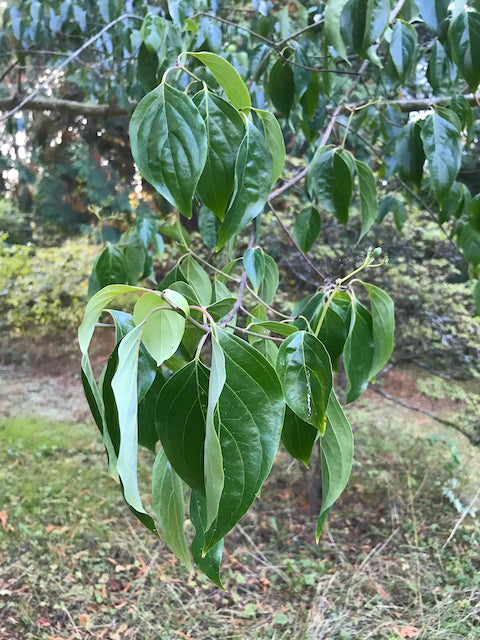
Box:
[243,247,266,293]
[307,147,353,225]
[111,324,157,533]
[316,392,354,539]
[259,254,279,306]
[152,449,193,571]
[268,57,295,118]
[394,121,425,188]
[190,491,224,588]
[193,89,246,220]
[355,159,378,241]
[94,245,130,288]
[217,122,273,249]
[179,256,212,307]
[449,10,480,92]
[276,331,333,434]
[207,298,237,321]
[469,195,480,233]
[417,0,449,32]
[315,297,351,370]
[186,52,251,110]
[138,371,165,452]
[78,284,146,354]
[254,109,286,185]
[377,195,407,230]
[281,406,318,467]
[130,83,207,218]
[440,181,468,223]
[450,95,474,142]
[198,205,219,250]
[293,206,321,253]
[204,335,226,529]
[203,330,285,552]
[360,283,394,379]
[459,223,480,265]
[473,281,480,316]
[389,19,417,83]
[427,40,453,93]
[137,217,159,249]
[292,47,312,102]
[420,112,462,206]
[246,321,298,339]
[344,301,374,403]
[133,290,189,366]
[156,360,209,494]
[325,0,351,61]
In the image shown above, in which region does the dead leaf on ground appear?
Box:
[393,623,419,638]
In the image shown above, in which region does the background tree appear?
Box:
[1,0,479,584]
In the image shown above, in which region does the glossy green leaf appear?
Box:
[360,282,394,379]
[293,206,321,253]
[276,331,333,434]
[190,491,224,588]
[439,182,468,223]
[292,47,311,102]
[450,95,474,142]
[246,321,298,338]
[156,360,208,494]
[243,247,266,293]
[203,330,285,552]
[217,122,273,249]
[179,256,212,307]
[137,217,158,249]
[111,323,157,533]
[469,195,480,233]
[459,223,480,265]
[316,391,354,539]
[344,301,374,403]
[198,205,219,250]
[152,449,193,571]
[307,147,353,225]
[473,281,480,316]
[186,52,251,110]
[193,90,245,220]
[389,19,417,83]
[130,83,207,218]
[417,0,449,32]
[268,57,295,118]
[204,335,226,529]
[259,254,279,306]
[207,298,236,321]
[355,159,378,240]
[377,195,407,230]
[325,0,350,61]
[94,245,129,288]
[427,40,453,94]
[449,10,480,92]
[133,290,189,366]
[79,284,146,354]
[138,371,165,452]
[254,109,286,185]
[281,406,318,467]
[420,112,462,206]
[394,121,425,188]
[316,300,351,370]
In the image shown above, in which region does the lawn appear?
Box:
[0,365,479,640]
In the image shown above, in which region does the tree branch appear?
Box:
[0,96,130,117]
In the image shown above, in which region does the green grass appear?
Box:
[0,384,479,640]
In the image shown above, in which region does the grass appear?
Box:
[0,374,479,640]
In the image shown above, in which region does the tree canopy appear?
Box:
[1,0,480,584]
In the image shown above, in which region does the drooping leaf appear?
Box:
[198,205,219,250]
[203,330,285,552]
[459,223,480,265]
[473,281,480,316]
[469,195,480,233]
[130,83,207,218]
[292,46,311,102]
[204,335,226,529]
[355,159,378,240]
[377,195,407,230]
[193,89,246,220]
[281,406,318,467]
[324,0,351,61]
[394,121,425,188]
[343,301,374,403]
[254,109,286,185]
[450,94,474,142]
[133,290,189,366]
[217,122,273,249]
[389,19,417,83]
[276,331,333,434]
[268,57,295,118]
[259,254,279,306]
[427,40,453,94]
[243,247,266,293]
[94,245,130,288]
[293,206,321,253]
[190,491,224,588]
[315,296,351,370]
[420,112,462,206]
[360,282,394,379]
[156,360,209,494]
[307,147,353,225]
[449,10,480,92]
[186,52,251,110]
[179,256,212,307]
[316,391,354,539]
[138,371,165,452]
[152,449,193,571]
[111,324,158,533]
[417,0,449,32]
